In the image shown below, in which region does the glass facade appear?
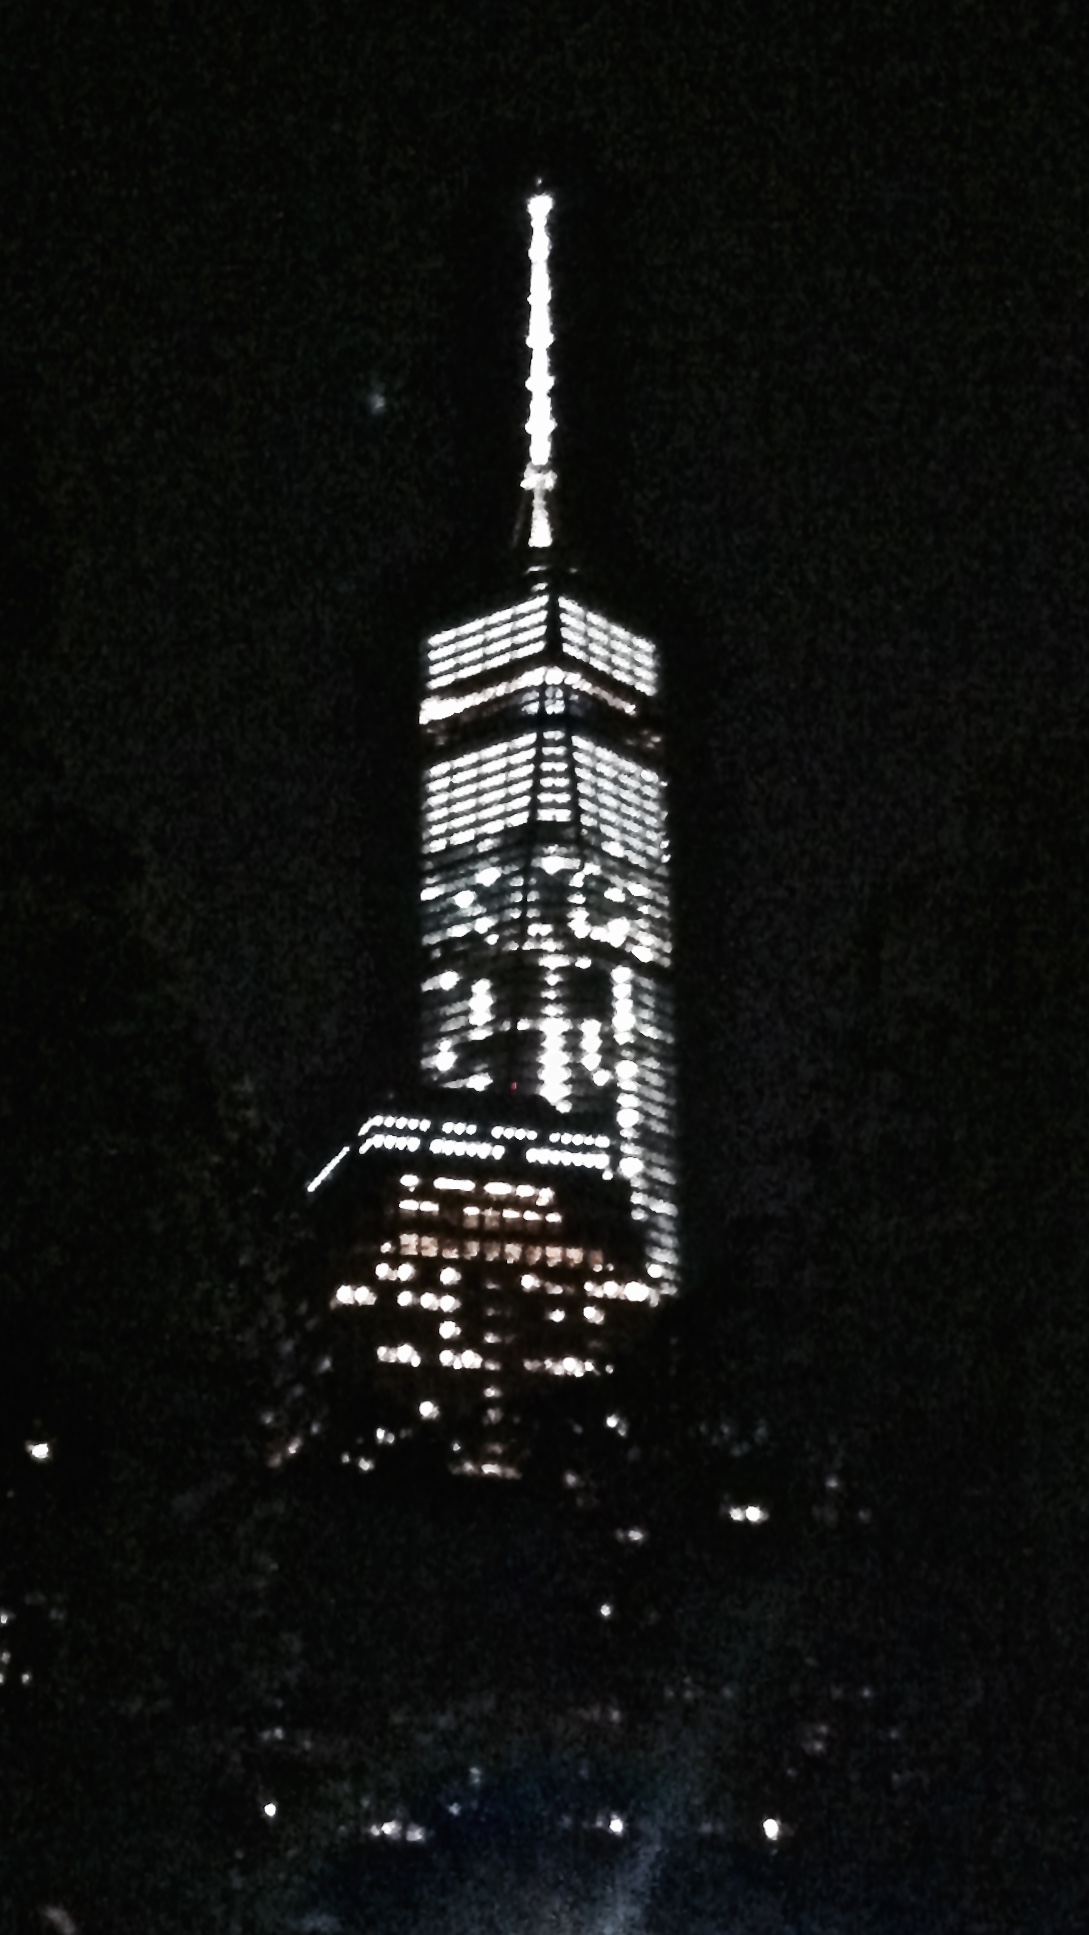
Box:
[418,572,679,1288]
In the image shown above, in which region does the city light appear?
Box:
[306,1144,350,1192]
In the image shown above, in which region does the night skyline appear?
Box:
[6,4,1085,1282]
[3,6,1089,1924]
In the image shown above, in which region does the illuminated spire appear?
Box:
[522,189,556,550]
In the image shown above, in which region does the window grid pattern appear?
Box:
[418,583,678,1289]
[332,1167,656,1473]
[426,593,548,691]
[558,597,658,697]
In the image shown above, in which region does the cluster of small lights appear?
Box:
[333,1284,378,1307]
[523,1356,599,1378]
[430,1136,504,1160]
[526,1146,609,1170]
[366,1817,431,1844]
[585,1279,655,1303]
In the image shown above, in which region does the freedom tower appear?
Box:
[311,190,679,1471]
[420,193,678,1286]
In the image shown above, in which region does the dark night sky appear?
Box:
[3,0,1086,1271]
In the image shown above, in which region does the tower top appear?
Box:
[522,188,556,551]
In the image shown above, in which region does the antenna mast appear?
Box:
[522,189,556,550]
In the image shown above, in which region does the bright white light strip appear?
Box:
[523,192,555,549]
[429,1138,504,1160]
[306,1145,350,1193]
[422,661,640,726]
[525,1148,609,1170]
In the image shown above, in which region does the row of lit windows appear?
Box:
[425,733,538,798]
[334,1271,656,1309]
[425,594,658,712]
[557,597,658,699]
[425,593,548,689]
[376,1346,603,1382]
[399,1197,563,1227]
[398,1234,597,1268]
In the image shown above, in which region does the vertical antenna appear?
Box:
[522,188,556,550]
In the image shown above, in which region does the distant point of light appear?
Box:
[263,1801,278,1820]
[306,1144,350,1193]
[523,190,555,548]
[26,1440,53,1462]
[762,1817,781,1843]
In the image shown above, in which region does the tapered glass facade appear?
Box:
[418,571,678,1288]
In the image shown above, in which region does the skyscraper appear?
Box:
[311,189,678,1469]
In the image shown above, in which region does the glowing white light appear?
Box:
[419,1401,440,1420]
[434,1043,457,1072]
[307,1144,350,1193]
[763,1817,782,1843]
[523,191,555,548]
[469,979,492,1031]
[599,1603,614,1619]
[263,1801,278,1820]
[26,1441,52,1463]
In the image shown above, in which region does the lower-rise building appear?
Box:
[311,1096,662,1475]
